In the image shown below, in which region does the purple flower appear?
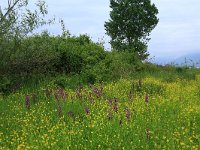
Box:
[128,90,133,100]
[54,93,59,102]
[93,87,100,98]
[145,94,149,103]
[113,98,118,112]
[59,88,66,100]
[25,95,30,109]
[146,128,150,141]
[88,92,94,104]
[93,85,103,99]
[76,88,82,100]
[113,105,118,112]
[85,107,90,115]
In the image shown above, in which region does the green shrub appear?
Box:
[0,76,11,94]
[1,32,106,77]
[53,75,84,90]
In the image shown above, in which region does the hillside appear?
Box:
[1,73,200,149]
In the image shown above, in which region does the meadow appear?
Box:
[0,73,200,149]
[1,0,200,149]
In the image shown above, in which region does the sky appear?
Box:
[1,0,200,63]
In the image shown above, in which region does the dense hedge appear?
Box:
[0,31,144,94]
[0,32,106,75]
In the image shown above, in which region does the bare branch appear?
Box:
[1,0,20,22]
[8,0,11,8]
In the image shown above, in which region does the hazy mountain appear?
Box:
[152,53,200,67]
[172,53,200,67]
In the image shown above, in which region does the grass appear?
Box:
[0,72,200,149]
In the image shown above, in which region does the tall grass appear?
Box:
[1,73,200,149]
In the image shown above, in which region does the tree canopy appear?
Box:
[105,0,159,60]
[0,0,53,69]
[0,0,52,39]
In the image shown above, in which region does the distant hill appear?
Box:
[172,53,200,67]
[152,53,200,67]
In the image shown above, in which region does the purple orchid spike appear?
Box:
[76,87,82,100]
[129,90,133,100]
[145,94,149,103]
[88,92,94,104]
[146,128,150,141]
[85,107,90,115]
[25,95,30,109]
[113,98,118,112]
[54,93,59,102]
[59,88,66,100]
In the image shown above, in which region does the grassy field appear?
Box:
[0,73,200,149]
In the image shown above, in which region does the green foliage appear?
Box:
[5,31,59,74]
[105,0,159,60]
[53,75,84,90]
[0,75,22,95]
[54,34,106,74]
[0,31,106,77]
[0,76,11,94]
[142,83,164,95]
[0,0,52,38]
[0,0,53,75]
[80,51,143,83]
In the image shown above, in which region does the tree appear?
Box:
[0,0,53,72]
[105,0,159,60]
[0,0,52,38]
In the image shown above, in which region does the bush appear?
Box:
[53,75,84,89]
[0,32,106,77]
[80,51,141,83]
[0,76,11,94]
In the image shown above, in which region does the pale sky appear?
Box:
[1,0,200,62]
